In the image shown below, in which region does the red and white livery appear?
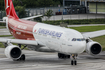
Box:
[0,0,102,65]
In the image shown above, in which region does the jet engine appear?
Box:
[5,45,22,59]
[86,41,102,55]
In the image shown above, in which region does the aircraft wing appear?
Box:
[0,21,6,23]
[0,38,44,46]
[0,15,43,22]
[82,30,105,38]
[22,15,43,20]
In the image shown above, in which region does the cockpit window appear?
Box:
[72,38,85,41]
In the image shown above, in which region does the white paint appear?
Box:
[6,0,9,10]
[33,23,86,54]
[17,25,27,30]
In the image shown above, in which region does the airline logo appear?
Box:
[37,28,63,38]
[5,0,10,16]
[6,0,9,9]
[5,0,19,19]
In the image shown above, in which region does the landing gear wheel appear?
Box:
[67,55,70,58]
[74,60,77,65]
[58,53,61,58]
[71,60,73,65]
[20,54,25,61]
[13,54,25,61]
[71,60,77,65]
[58,53,70,59]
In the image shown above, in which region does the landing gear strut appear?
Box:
[71,54,77,65]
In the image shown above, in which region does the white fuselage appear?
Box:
[33,23,86,55]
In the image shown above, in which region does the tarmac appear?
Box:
[0,28,11,35]
[0,48,105,70]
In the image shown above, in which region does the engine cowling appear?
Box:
[5,45,22,59]
[86,41,102,55]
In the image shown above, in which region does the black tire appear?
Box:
[67,55,70,58]
[58,53,65,59]
[58,53,70,59]
[20,54,25,61]
[71,60,73,65]
[62,54,65,59]
[13,54,25,61]
[58,53,61,58]
[74,60,77,65]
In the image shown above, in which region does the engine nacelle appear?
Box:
[86,41,102,55]
[5,45,22,59]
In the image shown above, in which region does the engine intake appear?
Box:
[90,44,101,54]
[86,41,102,55]
[10,47,21,58]
[5,45,22,59]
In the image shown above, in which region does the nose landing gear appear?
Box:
[58,53,78,65]
[71,54,77,65]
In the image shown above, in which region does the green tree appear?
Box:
[53,0,62,6]
[13,0,21,7]
[37,0,54,7]
[34,17,42,22]
[0,0,63,9]
[44,9,53,20]
[53,0,62,5]
[0,0,4,10]
[15,6,26,18]
[13,0,62,8]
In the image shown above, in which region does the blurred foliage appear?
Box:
[0,0,62,10]
[0,23,6,26]
[34,17,42,22]
[0,0,4,10]
[15,6,26,18]
[44,9,53,20]
[13,0,62,8]
[43,19,105,25]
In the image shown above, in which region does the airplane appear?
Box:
[0,0,103,65]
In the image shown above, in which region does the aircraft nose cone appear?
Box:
[66,42,86,54]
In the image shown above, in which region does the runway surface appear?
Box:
[0,48,105,70]
[0,28,11,35]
